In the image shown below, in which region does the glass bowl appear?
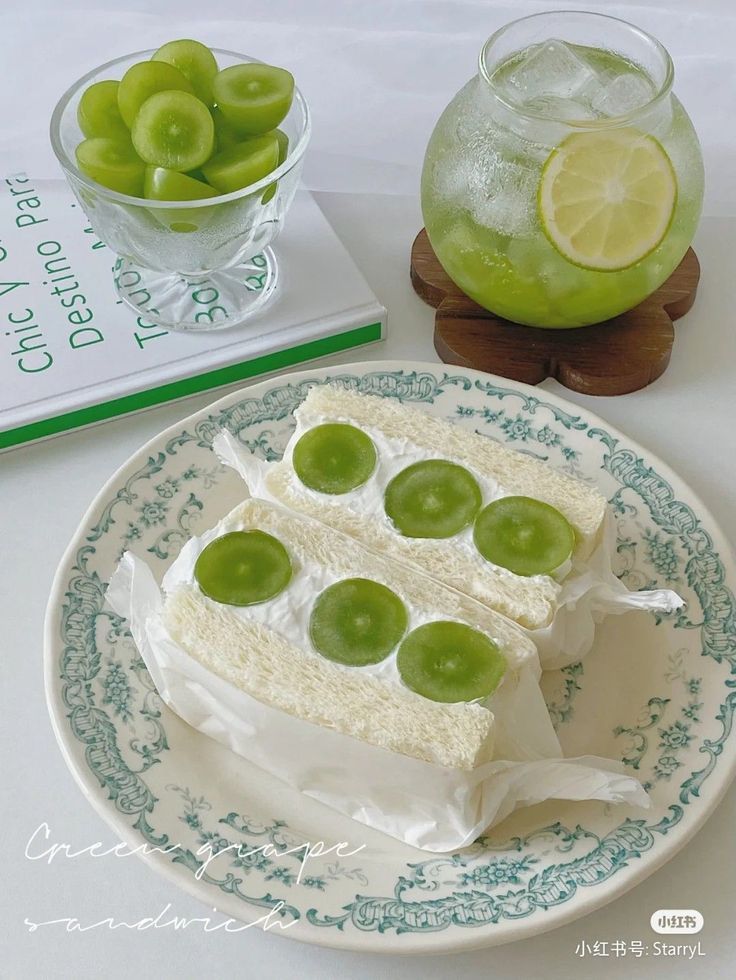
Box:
[50,48,311,331]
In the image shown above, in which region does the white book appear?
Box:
[0,180,386,451]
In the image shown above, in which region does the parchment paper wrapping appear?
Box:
[213,429,684,671]
[106,548,649,852]
[529,512,685,668]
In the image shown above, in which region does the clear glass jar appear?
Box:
[50,49,310,332]
[421,11,704,328]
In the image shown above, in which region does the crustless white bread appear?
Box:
[162,498,538,770]
[250,386,608,629]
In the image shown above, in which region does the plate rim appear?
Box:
[44,359,736,954]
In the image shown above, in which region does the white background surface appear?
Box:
[2,1,735,977]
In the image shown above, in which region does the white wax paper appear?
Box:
[530,512,685,669]
[106,547,649,853]
[214,429,685,670]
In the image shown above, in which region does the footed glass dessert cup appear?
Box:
[421,11,704,328]
[50,49,310,332]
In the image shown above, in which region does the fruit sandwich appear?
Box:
[152,497,538,769]
[217,386,683,667]
[107,495,649,850]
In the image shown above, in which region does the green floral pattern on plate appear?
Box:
[46,363,736,952]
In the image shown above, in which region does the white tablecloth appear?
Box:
[2,2,735,977]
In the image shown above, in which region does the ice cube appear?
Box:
[469,159,538,238]
[427,153,469,205]
[524,95,597,122]
[591,72,655,117]
[464,131,504,190]
[505,39,597,102]
[429,128,506,211]
[455,78,497,143]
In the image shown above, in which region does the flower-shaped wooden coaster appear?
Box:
[410,229,700,396]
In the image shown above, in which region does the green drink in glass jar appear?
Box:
[421,11,704,328]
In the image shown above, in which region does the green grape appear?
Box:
[75,138,145,196]
[262,129,289,203]
[117,60,194,129]
[144,166,218,200]
[144,166,219,232]
[397,621,507,703]
[292,423,377,494]
[473,496,575,576]
[273,128,290,163]
[152,39,219,107]
[77,80,129,141]
[211,106,242,151]
[201,133,279,193]
[213,63,294,136]
[384,460,481,538]
[194,530,292,605]
[131,90,215,172]
[309,578,408,666]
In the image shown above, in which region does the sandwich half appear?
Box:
[217,385,608,630]
[160,497,540,771]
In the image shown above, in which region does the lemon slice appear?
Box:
[538,128,677,271]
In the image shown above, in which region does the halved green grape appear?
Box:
[397,621,506,703]
[75,138,145,196]
[194,530,292,605]
[153,39,219,107]
[144,166,219,232]
[202,133,279,193]
[144,166,219,201]
[77,80,129,140]
[310,578,408,666]
[117,60,194,129]
[274,128,289,162]
[473,496,575,576]
[384,460,482,539]
[213,63,294,136]
[211,106,241,151]
[292,423,376,495]
[131,90,215,172]
[262,128,289,203]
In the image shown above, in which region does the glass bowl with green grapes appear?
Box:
[50,40,310,331]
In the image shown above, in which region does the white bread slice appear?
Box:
[162,498,538,770]
[165,588,494,770]
[258,386,608,629]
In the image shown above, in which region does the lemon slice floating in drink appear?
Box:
[538,127,677,272]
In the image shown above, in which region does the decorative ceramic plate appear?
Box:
[45,361,736,953]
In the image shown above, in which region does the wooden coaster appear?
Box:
[410,229,700,396]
